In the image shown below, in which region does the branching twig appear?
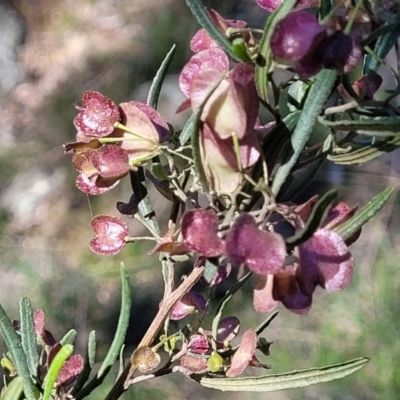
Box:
[104,265,205,400]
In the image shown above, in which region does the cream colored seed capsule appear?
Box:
[131,346,161,373]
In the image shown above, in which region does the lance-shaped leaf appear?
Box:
[364,23,400,74]
[60,329,78,346]
[321,117,400,137]
[255,0,297,104]
[71,331,97,396]
[20,297,39,377]
[211,272,252,344]
[328,136,400,165]
[335,186,394,242]
[0,376,24,400]
[200,357,369,391]
[185,0,240,61]
[286,189,337,248]
[0,303,36,400]
[75,264,131,400]
[43,344,74,400]
[271,69,336,196]
[147,44,176,109]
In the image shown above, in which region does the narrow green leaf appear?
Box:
[147,44,176,109]
[286,189,337,248]
[19,297,39,377]
[322,117,400,136]
[42,344,73,400]
[60,329,77,346]
[255,0,297,104]
[319,0,334,19]
[364,23,400,74]
[97,263,130,376]
[328,136,400,165]
[88,330,97,368]
[0,376,24,400]
[211,272,252,344]
[335,187,394,241]
[185,0,240,62]
[255,311,279,336]
[180,113,195,146]
[76,263,131,400]
[362,20,400,47]
[278,158,324,202]
[0,303,36,400]
[130,169,161,236]
[271,69,337,196]
[201,357,369,392]
[71,331,96,396]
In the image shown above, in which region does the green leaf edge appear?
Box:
[147,44,176,109]
[278,158,324,202]
[42,344,73,400]
[335,186,394,241]
[185,0,241,62]
[255,0,297,104]
[200,357,369,392]
[286,189,337,248]
[60,329,78,346]
[19,297,39,377]
[71,330,96,396]
[0,302,36,400]
[0,376,24,400]
[75,263,131,400]
[364,23,400,74]
[321,117,400,136]
[328,136,400,165]
[211,272,252,344]
[271,69,337,197]
[90,262,130,375]
[180,113,195,146]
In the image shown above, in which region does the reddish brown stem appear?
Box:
[105,265,204,400]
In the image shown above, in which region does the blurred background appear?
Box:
[0,0,399,399]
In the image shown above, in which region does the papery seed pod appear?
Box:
[131,346,161,373]
[270,12,327,61]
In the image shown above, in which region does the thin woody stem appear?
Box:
[104,265,205,400]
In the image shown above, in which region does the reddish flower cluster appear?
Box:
[65,91,169,195]
[178,10,261,194]
[181,201,355,315]
[268,8,367,78]
[58,0,395,385]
